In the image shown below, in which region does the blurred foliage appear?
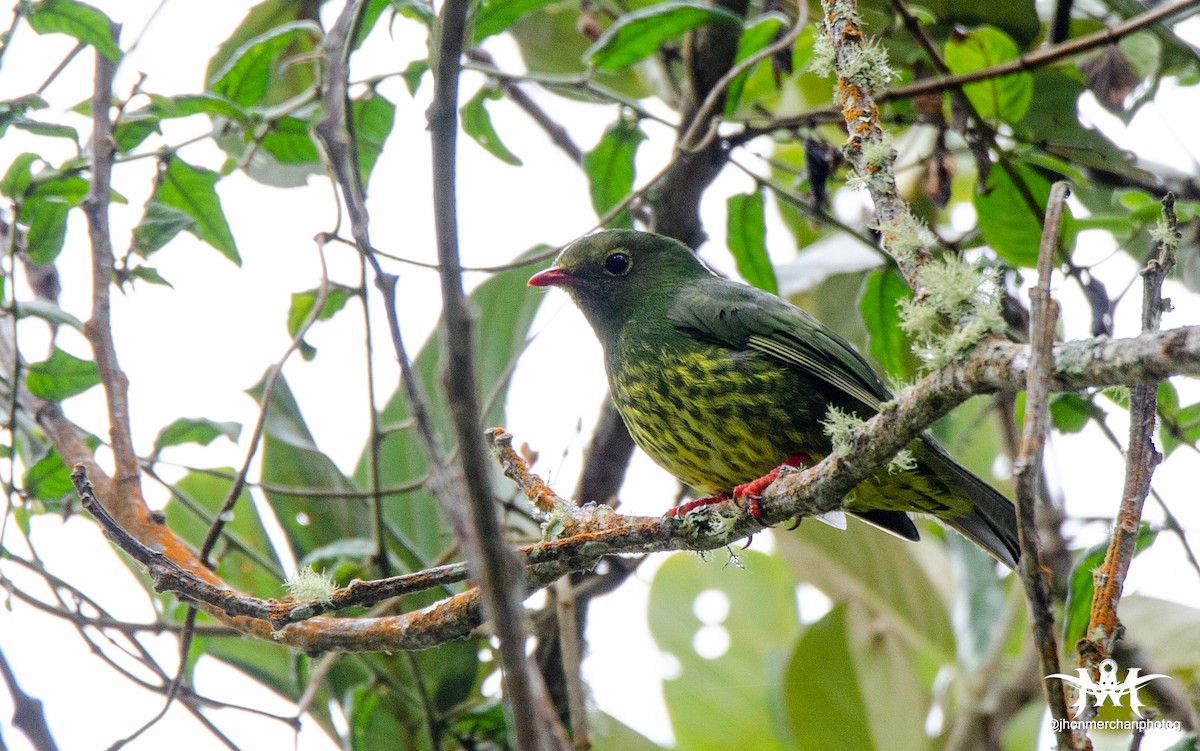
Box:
[2,0,1199,748]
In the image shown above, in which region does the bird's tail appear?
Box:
[919,437,1021,569]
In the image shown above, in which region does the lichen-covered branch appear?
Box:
[1081,194,1180,668]
[64,326,1200,654]
[818,0,930,287]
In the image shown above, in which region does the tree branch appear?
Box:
[1081,194,1179,668]
[65,326,1200,654]
[1012,182,1080,751]
[428,1,565,749]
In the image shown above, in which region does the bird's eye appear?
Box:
[604,252,631,276]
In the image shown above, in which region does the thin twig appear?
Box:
[1081,194,1179,667]
[1011,181,1079,751]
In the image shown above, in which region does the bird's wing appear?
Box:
[667,279,890,411]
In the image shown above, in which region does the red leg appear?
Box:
[733,454,809,520]
[665,492,730,518]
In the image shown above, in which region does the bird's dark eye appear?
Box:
[604,252,631,276]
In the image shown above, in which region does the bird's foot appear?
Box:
[665,493,731,518]
[733,454,810,521]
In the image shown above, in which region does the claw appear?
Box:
[732,454,809,523]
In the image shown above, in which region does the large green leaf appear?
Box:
[724,13,788,117]
[164,469,283,595]
[775,518,956,662]
[249,375,369,555]
[584,118,645,229]
[208,21,320,108]
[726,191,777,294]
[782,603,929,751]
[26,0,122,61]
[353,262,545,565]
[975,163,1068,268]
[859,268,914,380]
[944,26,1032,123]
[585,1,742,71]
[153,155,240,264]
[648,551,798,751]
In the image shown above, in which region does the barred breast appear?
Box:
[605,337,824,495]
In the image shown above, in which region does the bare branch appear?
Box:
[1012,182,1080,751]
[1082,194,1180,667]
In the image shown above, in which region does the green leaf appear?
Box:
[153,156,240,264]
[975,163,1069,267]
[153,418,242,454]
[352,91,396,183]
[583,118,645,228]
[726,191,777,294]
[148,93,251,124]
[585,1,742,71]
[12,119,80,143]
[131,201,195,257]
[15,299,84,332]
[258,116,321,164]
[112,114,160,152]
[19,175,90,265]
[164,469,283,594]
[400,59,429,96]
[25,347,101,400]
[1049,392,1106,434]
[859,268,914,380]
[474,0,560,42]
[1,153,40,197]
[126,265,173,287]
[287,284,357,360]
[1062,523,1157,648]
[783,603,928,751]
[1162,402,1200,456]
[208,21,321,108]
[724,13,787,116]
[775,517,955,661]
[924,0,1039,48]
[250,375,366,556]
[22,197,70,265]
[1119,595,1200,683]
[24,448,77,502]
[460,86,521,166]
[26,0,122,61]
[648,551,797,751]
[944,26,1032,122]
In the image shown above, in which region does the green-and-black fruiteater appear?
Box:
[528,229,1019,568]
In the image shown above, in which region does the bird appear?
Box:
[528,229,1019,568]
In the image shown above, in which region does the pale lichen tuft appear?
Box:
[285,566,336,605]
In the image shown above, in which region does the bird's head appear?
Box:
[528,229,708,341]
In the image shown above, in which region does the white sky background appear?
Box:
[0,1,1197,749]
